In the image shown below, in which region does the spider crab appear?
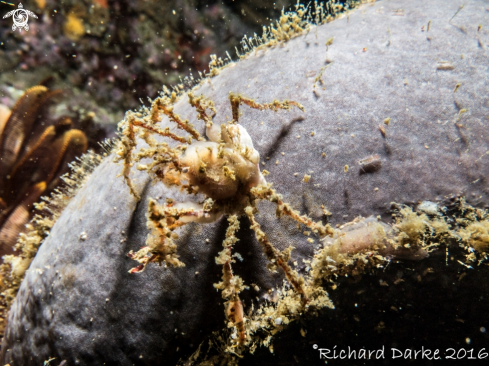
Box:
[116,91,334,345]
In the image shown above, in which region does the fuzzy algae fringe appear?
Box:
[0,148,109,336]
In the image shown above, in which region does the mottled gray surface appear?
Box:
[2,0,489,365]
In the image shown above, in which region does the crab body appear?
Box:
[178,135,265,203]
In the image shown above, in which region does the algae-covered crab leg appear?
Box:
[251,183,334,237]
[228,92,305,123]
[244,206,309,305]
[188,92,217,129]
[149,97,204,141]
[214,215,246,345]
[127,199,202,272]
[116,113,188,200]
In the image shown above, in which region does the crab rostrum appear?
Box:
[116,91,334,345]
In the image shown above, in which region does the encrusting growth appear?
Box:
[116,90,334,346]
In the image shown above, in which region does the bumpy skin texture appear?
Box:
[3,0,489,364]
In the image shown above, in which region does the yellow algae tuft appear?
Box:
[394,207,429,248]
[430,217,451,236]
[34,0,46,10]
[64,12,85,41]
[458,221,489,252]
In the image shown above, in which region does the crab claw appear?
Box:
[129,264,145,273]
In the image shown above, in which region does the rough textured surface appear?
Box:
[2,0,489,365]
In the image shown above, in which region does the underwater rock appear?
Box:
[2,0,489,365]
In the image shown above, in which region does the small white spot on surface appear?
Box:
[417,201,439,215]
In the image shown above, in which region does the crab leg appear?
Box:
[187,92,216,129]
[127,199,193,272]
[116,114,140,199]
[131,119,187,143]
[228,92,304,123]
[244,206,309,305]
[251,183,334,237]
[116,114,187,200]
[150,98,204,141]
[214,215,246,345]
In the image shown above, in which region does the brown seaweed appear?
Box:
[0,86,88,257]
